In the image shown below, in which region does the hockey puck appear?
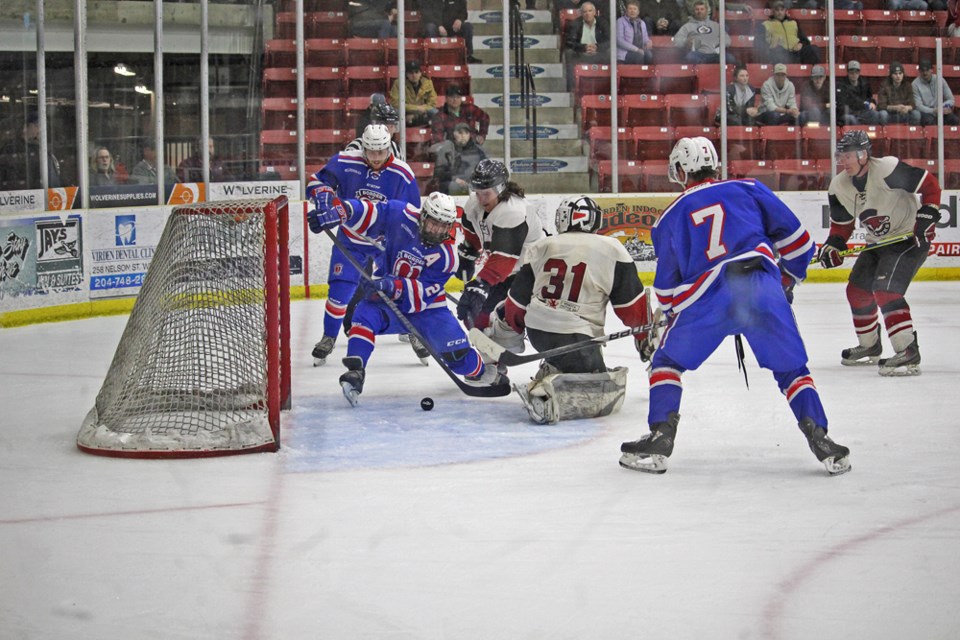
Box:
[420,397,434,411]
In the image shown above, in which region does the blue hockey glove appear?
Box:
[914,205,940,252]
[363,277,402,301]
[457,279,490,325]
[817,235,846,269]
[307,191,346,234]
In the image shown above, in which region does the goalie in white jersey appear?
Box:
[818,130,942,376]
[501,196,652,425]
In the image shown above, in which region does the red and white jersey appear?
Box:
[506,232,647,337]
[461,192,545,285]
[827,156,932,243]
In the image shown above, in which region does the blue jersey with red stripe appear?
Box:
[651,178,814,316]
[340,198,458,314]
[307,150,421,248]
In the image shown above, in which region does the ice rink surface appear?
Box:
[2,282,959,640]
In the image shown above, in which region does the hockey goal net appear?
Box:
[77,197,291,458]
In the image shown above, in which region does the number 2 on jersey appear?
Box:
[690,203,728,260]
[540,258,587,301]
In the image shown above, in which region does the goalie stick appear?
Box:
[809,233,914,265]
[323,229,511,398]
[469,310,667,368]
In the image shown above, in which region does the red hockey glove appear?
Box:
[914,205,940,252]
[817,235,847,269]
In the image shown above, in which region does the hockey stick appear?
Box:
[323,229,511,398]
[469,311,667,368]
[809,233,913,265]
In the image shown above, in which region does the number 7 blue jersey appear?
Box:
[651,179,814,315]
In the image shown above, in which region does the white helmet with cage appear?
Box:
[419,192,458,246]
[555,195,603,234]
[668,136,720,186]
[361,124,393,152]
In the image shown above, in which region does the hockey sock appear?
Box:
[874,290,915,352]
[648,365,683,425]
[345,323,376,366]
[846,284,880,346]
[775,367,828,427]
[323,280,357,338]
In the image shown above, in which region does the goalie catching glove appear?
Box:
[817,235,847,269]
[307,190,347,234]
[457,279,490,324]
[914,205,940,252]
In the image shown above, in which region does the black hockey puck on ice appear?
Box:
[420,397,434,411]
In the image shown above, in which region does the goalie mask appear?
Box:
[419,192,458,246]
[668,136,719,186]
[556,196,603,234]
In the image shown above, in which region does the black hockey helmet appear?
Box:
[371,102,399,126]
[556,196,603,234]
[470,159,509,192]
[836,130,872,154]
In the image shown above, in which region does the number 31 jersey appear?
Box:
[506,232,647,337]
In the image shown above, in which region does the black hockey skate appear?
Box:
[312,335,336,367]
[798,418,851,476]
[878,335,921,377]
[408,334,431,366]
[339,356,366,407]
[840,328,882,366]
[619,412,680,474]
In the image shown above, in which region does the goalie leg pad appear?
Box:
[517,367,629,425]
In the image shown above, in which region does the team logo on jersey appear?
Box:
[860,210,891,236]
[355,189,387,202]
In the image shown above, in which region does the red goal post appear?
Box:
[77,197,291,458]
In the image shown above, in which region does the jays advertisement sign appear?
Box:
[0,214,84,303]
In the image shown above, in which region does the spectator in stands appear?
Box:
[420,0,481,64]
[836,61,881,125]
[177,137,233,183]
[756,1,820,65]
[434,122,487,196]
[912,59,959,126]
[723,64,760,126]
[799,64,830,126]
[350,0,398,38]
[948,0,960,36]
[90,146,126,186]
[887,0,941,11]
[680,0,753,24]
[835,0,864,8]
[638,0,682,36]
[564,1,611,89]
[673,0,734,65]
[130,138,178,185]
[390,61,439,127]
[431,84,490,145]
[0,110,63,191]
[756,63,800,126]
[617,0,655,64]
[877,62,921,125]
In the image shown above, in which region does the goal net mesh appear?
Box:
[78,199,288,457]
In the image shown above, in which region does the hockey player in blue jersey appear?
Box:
[619,137,851,476]
[307,191,508,407]
[306,124,421,367]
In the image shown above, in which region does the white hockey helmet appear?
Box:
[555,195,603,234]
[419,191,458,245]
[361,124,393,152]
[668,136,720,186]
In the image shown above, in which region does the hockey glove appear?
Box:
[634,334,656,362]
[457,279,490,324]
[914,205,940,252]
[780,269,797,305]
[817,235,847,269]
[456,242,479,282]
[307,191,346,234]
[362,277,402,301]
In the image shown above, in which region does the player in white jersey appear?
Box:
[818,130,942,376]
[456,160,545,356]
[502,196,652,424]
